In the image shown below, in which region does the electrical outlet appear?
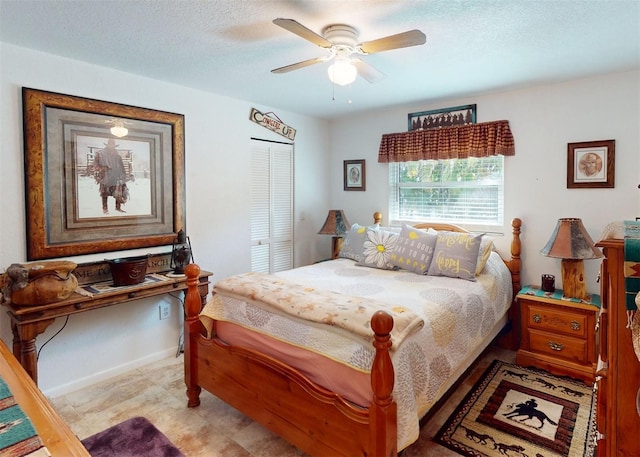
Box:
[159,303,170,320]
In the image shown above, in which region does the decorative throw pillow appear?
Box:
[339,223,378,262]
[427,231,484,281]
[427,228,494,276]
[475,237,495,275]
[389,224,437,274]
[378,226,401,234]
[357,229,399,270]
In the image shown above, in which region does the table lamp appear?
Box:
[540,218,603,300]
[318,210,350,259]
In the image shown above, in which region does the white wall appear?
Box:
[329,70,640,293]
[0,43,331,395]
[2,42,638,396]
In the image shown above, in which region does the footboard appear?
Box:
[183,264,397,456]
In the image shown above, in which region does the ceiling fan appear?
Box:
[271,18,426,86]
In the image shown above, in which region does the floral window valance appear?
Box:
[378,119,515,163]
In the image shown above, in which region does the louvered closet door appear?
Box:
[250,139,293,273]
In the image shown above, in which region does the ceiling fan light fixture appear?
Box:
[328,58,357,86]
[110,120,128,138]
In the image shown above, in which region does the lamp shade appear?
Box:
[318,210,351,235]
[540,218,603,260]
[327,58,357,86]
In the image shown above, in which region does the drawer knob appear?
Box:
[532,314,542,323]
[570,320,581,331]
[547,341,564,351]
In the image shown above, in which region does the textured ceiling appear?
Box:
[1,0,638,120]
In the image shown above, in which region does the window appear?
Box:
[250,140,293,273]
[388,156,504,226]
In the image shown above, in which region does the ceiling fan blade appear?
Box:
[358,30,426,54]
[271,57,326,74]
[273,18,333,48]
[351,58,385,83]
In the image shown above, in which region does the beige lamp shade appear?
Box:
[540,218,602,300]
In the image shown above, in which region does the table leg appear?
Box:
[11,319,55,384]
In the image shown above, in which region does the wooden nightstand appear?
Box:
[516,285,599,384]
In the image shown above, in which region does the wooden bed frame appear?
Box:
[183,216,522,456]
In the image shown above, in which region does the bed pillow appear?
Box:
[427,231,484,281]
[357,229,399,270]
[378,226,401,234]
[427,228,494,276]
[389,224,437,274]
[475,237,495,275]
[339,223,378,262]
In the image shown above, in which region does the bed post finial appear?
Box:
[510,218,522,295]
[497,218,522,351]
[184,263,203,407]
[370,310,397,456]
[373,212,383,225]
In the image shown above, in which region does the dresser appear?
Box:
[595,239,640,457]
[516,285,599,384]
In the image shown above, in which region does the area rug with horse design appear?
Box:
[435,360,596,457]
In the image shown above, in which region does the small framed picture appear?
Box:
[344,159,365,191]
[567,140,615,188]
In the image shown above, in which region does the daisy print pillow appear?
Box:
[357,229,399,270]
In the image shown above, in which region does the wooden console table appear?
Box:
[1,254,212,385]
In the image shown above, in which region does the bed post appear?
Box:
[369,310,397,457]
[184,263,202,407]
[508,217,522,297]
[497,218,522,350]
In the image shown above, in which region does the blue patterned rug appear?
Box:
[435,360,596,457]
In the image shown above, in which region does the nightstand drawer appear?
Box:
[529,329,588,363]
[525,304,588,339]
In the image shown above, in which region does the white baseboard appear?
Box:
[44,347,179,398]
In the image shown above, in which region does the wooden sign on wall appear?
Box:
[249,108,296,140]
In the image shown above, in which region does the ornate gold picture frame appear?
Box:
[22,88,185,260]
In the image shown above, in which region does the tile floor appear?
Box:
[50,344,515,456]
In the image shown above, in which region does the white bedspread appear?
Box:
[208,271,425,347]
[200,252,512,450]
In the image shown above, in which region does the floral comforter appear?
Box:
[199,253,512,449]
[207,271,425,347]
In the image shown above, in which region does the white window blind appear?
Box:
[251,140,293,273]
[388,156,504,226]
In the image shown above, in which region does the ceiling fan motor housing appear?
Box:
[322,24,359,52]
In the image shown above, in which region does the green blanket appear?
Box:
[0,376,49,456]
[624,220,640,311]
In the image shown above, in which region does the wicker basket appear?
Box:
[108,255,149,286]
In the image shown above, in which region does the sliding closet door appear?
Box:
[250,139,293,273]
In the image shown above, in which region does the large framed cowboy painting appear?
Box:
[22,88,185,260]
